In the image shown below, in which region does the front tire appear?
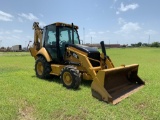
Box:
[35,56,51,79]
[60,65,81,89]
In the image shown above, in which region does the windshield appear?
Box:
[59,26,80,44]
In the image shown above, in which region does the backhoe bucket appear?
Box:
[91,64,145,104]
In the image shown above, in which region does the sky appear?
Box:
[0,0,160,47]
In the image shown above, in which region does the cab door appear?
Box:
[43,25,58,62]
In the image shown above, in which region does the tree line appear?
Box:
[131,42,160,47]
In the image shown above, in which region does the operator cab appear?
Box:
[42,22,80,63]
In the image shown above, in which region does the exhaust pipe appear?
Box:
[72,23,74,44]
[100,41,107,59]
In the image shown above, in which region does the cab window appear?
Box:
[45,25,56,47]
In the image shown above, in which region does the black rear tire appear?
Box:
[60,65,81,89]
[35,56,51,79]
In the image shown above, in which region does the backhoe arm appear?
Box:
[32,22,43,50]
[29,22,43,59]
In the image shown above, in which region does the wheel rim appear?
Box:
[37,62,43,75]
[63,72,72,86]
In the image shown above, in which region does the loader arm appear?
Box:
[66,46,112,99]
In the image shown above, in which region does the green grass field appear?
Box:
[0,48,160,120]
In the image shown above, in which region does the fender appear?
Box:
[37,47,52,62]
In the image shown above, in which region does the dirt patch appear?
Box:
[17,100,36,120]
[135,102,147,110]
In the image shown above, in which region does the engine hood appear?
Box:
[68,44,99,54]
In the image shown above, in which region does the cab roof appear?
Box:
[50,22,79,29]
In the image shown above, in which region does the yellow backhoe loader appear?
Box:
[29,22,145,104]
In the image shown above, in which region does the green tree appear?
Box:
[151,42,160,47]
[137,42,142,47]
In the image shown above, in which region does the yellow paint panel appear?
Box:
[50,64,64,76]
[37,47,52,62]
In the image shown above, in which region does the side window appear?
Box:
[48,31,56,45]
[59,27,80,45]
[73,30,79,44]
[59,29,69,43]
[69,30,79,44]
[45,25,56,47]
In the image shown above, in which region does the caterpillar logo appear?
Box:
[72,52,79,59]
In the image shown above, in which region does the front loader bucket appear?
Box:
[91,64,145,104]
